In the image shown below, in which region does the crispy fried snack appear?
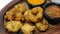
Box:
[24,7,43,23]
[4,3,28,21]
[32,7,43,19]
[36,19,49,31]
[16,3,29,14]
[4,4,19,21]
[5,21,22,32]
[21,23,35,34]
[4,11,14,21]
[14,12,24,21]
[24,10,38,22]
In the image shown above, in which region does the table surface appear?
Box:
[0,0,12,11]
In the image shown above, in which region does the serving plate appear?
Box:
[0,0,60,34]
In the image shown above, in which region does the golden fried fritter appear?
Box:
[24,10,31,22]
[5,21,22,32]
[31,7,39,14]
[21,23,35,34]
[24,7,43,23]
[36,19,49,31]
[15,12,24,21]
[32,7,43,19]
[4,4,19,21]
[31,7,43,22]
[4,11,14,21]
[24,10,38,22]
[4,3,29,21]
[16,3,29,14]
[29,14,38,23]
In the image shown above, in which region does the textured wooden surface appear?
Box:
[0,0,60,34]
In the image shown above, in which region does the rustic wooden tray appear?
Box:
[0,0,60,34]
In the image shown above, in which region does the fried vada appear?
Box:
[5,21,22,32]
[16,3,29,14]
[14,12,24,21]
[21,23,35,34]
[4,11,14,21]
[36,19,49,31]
[4,3,29,21]
[24,7,43,23]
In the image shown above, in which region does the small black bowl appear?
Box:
[43,3,60,25]
[25,0,46,9]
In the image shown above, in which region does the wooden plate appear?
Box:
[0,0,60,34]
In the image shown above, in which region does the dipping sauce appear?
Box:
[27,0,45,6]
[46,5,60,18]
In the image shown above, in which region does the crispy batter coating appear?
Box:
[24,7,43,23]
[16,3,29,14]
[36,19,49,31]
[36,7,43,19]
[4,3,28,21]
[24,10,38,22]
[32,7,43,19]
[24,10,31,22]
[5,21,22,32]
[15,12,24,21]
[31,7,39,14]
[4,5,18,21]
[4,11,14,21]
[21,23,35,34]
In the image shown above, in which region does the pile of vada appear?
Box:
[4,3,49,34]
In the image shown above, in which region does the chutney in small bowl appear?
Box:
[43,3,60,25]
[25,0,46,9]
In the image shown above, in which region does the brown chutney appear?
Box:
[46,5,60,18]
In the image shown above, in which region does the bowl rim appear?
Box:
[44,3,60,19]
[25,0,46,6]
